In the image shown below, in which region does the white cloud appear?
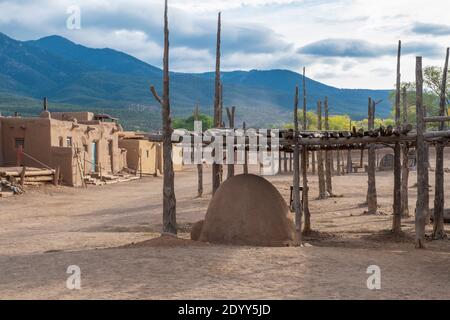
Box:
[0,0,449,89]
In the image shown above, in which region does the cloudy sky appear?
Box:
[1,0,449,89]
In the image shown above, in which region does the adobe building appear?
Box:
[118,132,183,175]
[0,109,127,186]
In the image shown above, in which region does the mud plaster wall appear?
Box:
[119,139,160,175]
[49,119,123,182]
[0,116,125,186]
[0,118,52,166]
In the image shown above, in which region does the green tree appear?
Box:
[284,111,351,131]
[388,64,449,128]
[173,113,213,131]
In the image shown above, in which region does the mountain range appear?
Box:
[0,32,393,130]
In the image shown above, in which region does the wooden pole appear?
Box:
[324,97,333,196]
[401,86,410,218]
[243,122,248,174]
[346,120,352,173]
[336,149,341,176]
[226,106,236,179]
[311,151,316,174]
[284,151,288,173]
[392,40,402,234]
[150,0,177,235]
[359,148,364,168]
[301,67,311,233]
[293,86,303,245]
[20,166,26,187]
[212,11,222,195]
[194,106,203,197]
[432,47,449,239]
[317,101,327,199]
[415,56,426,248]
[289,152,292,172]
[53,166,60,186]
[139,149,143,179]
[424,106,430,224]
[367,98,378,214]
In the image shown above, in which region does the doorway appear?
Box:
[91,141,98,172]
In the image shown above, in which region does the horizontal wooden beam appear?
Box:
[148,129,450,149]
[424,116,450,123]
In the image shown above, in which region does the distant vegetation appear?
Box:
[173,113,213,131]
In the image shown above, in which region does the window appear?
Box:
[59,137,64,147]
[15,138,25,149]
[66,137,73,147]
[146,150,150,158]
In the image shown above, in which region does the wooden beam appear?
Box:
[212,11,222,195]
[392,40,402,234]
[415,56,426,248]
[432,47,449,239]
[401,86,410,218]
[317,101,327,199]
[293,85,303,245]
[367,98,378,214]
[324,97,333,196]
[194,105,203,198]
[424,115,450,123]
[153,0,177,236]
[302,67,311,234]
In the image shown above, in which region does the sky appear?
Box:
[1,0,450,89]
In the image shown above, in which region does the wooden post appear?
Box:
[359,148,364,168]
[212,12,222,195]
[432,47,449,239]
[284,151,288,173]
[53,166,60,186]
[324,97,333,196]
[20,166,26,187]
[401,86,410,218]
[311,151,316,174]
[367,98,378,214]
[392,40,402,234]
[336,149,341,176]
[317,101,327,199]
[289,152,292,172]
[293,86,303,245]
[243,122,248,174]
[424,107,430,224]
[346,119,353,174]
[302,67,311,234]
[415,56,426,248]
[150,0,177,235]
[194,106,203,197]
[139,149,143,179]
[226,106,236,179]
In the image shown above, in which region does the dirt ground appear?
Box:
[0,149,449,300]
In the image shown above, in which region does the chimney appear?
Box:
[43,97,48,111]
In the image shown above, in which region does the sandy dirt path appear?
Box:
[0,151,449,299]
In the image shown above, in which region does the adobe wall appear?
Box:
[51,112,94,122]
[0,117,52,167]
[0,115,125,187]
[119,139,159,175]
[50,146,77,186]
[172,145,183,172]
[49,119,123,176]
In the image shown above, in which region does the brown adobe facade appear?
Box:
[0,111,126,186]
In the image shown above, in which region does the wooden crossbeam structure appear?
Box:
[148,128,450,149]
